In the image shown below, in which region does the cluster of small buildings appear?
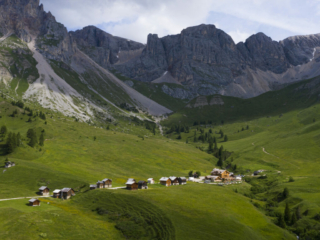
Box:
[90,178,112,190]
[4,161,15,168]
[159,176,187,186]
[30,186,76,206]
[204,168,242,183]
[125,178,149,190]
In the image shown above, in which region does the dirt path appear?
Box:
[0,196,50,202]
[262,147,300,169]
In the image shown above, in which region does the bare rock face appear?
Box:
[70,26,145,69]
[111,24,320,99]
[0,0,75,62]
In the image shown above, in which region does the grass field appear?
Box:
[1,76,320,239]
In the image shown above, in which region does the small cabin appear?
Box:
[188,177,194,182]
[53,189,61,198]
[61,188,75,199]
[126,179,138,190]
[235,175,242,181]
[4,161,15,168]
[90,185,97,190]
[29,198,40,206]
[178,177,187,185]
[147,178,155,184]
[102,178,112,188]
[169,176,179,186]
[160,177,171,186]
[39,186,50,196]
[96,181,104,189]
[138,181,148,189]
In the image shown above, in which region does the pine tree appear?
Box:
[224,135,228,142]
[217,157,223,167]
[28,129,37,148]
[220,130,224,138]
[219,146,224,157]
[209,129,212,134]
[193,131,197,142]
[214,142,218,151]
[278,213,286,228]
[246,125,249,130]
[209,141,213,151]
[284,202,291,223]
[39,132,45,146]
[291,212,297,225]
[186,139,188,144]
[1,125,7,135]
[242,127,244,131]
[6,132,14,153]
[153,127,156,135]
[283,187,289,199]
[188,170,193,177]
[107,125,110,130]
[11,133,17,149]
[16,132,21,147]
[213,137,217,144]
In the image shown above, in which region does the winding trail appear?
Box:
[262,147,300,169]
[0,196,50,202]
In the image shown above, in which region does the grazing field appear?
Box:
[0,86,319,239]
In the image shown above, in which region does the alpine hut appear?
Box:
[90,185,97,190]
[147,178,155,184]
[96,181,104,189]
[53,189,61,198]
[29,198,40,206]
[160,177,171,186]
[138,181,148,189]
[169,176,179,186]
[178,177,187,185]
[126,178,138,190]
[102,178,112,188]
[39,186,50,196]
[61,188,75,199]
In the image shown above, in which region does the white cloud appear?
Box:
[40,0,320,43]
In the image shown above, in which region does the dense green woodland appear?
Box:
[1,76,320,239]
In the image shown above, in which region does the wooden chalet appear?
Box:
[169,176,179,186]
[211,168,233,180]
[61,188,75,199]
[147,178,155,184]
[138,181,148,189]
[29,198,40,206]
[90,185,97,190]
[96,181,104,189]
[126,179,138,190]
[53,189,61,198]
[39,186,50,196]
[102,178,112,188]
[178,177,187,185]
[159,177,171,186]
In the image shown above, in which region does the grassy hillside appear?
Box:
[0,96,297,239]
[164,99,320,239]
[164,76,320,126]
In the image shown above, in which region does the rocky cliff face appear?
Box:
[108,24,320,99]
[0,0,75,62]
[70,26,145,69]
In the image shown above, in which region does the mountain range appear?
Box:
[1,0,320,118]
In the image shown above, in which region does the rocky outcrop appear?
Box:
[0,0,75,62]
[70,26,145,69]
[110,24,320,99]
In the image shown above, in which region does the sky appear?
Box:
[40,0,320,44]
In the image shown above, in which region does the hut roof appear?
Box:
[169,176,177,181]
[179,177,187,180]
[61,188,72,192]
[126,180,135,185]
[102,178,112,182]
[29,198,38,203]
[160,177,169,181]
[39,186,49,191]
[90,185,97,188]
[147,178,153,181]
[53,189,61,193]
[138,181,146,184]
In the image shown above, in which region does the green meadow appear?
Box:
[0,82,319,239]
